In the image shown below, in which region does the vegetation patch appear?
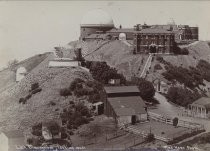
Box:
[83,61,126,84]
[166,87,201,107]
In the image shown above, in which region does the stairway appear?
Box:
[140,54,153,78]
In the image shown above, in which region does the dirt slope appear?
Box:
[0,52,92,133]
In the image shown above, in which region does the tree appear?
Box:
[7,59,18,70]
[45,121,60,139]
[137,78,155,100]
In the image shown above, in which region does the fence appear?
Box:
[148,112,204,130]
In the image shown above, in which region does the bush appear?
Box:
[146,133,155,142]
[69,101,74,105]
[31,88,42,94]
[31,83,39,91]
[61,132,68,139]
[32,123,42,136]
[137,78,155,100]
[154,64,162,70]
[166,87,201,107]
[69,78,84,91]
[60,88,72,97]
[19,98,26,104]
[181,48,189,55]
[25,94,32,100]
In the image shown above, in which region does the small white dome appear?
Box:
[81,9,114,27]
[16,66,27,82]
[119,33,126,40]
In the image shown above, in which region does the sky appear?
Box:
[0,1,210,69]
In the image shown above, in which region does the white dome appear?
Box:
[81,9,114,27]
[119,33,126,40]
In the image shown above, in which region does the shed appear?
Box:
[107,96,147,125]
[0,130,25,151]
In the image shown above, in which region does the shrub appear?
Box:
[68,130,74,135]
[25,94,32,100]
[181,48,189,55]
[146,133,155,142]
[166,87,201,107]
[31,88,42,94]
[154,64,162,70]
[60,88,72,97]
[69,78,84,91]
[61,132,68,139]
[32,123,42,136]
[137,78,155,101]
[31,83,39,91]
[19,98,26,104]
[69,101,74,105]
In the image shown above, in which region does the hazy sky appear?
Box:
[0,1,210,69]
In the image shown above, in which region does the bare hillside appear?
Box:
[0,53,92,134]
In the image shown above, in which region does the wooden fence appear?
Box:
[148,112,204,130]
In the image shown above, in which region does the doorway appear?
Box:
[131,115,137,125]
[150,46,157,53]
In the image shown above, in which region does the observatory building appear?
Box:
[80,9,115,40]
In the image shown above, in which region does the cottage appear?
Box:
[0,130,25,151]
[104,86,147,126]
[188,97,210,118]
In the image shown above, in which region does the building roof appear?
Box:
[107,28,134,33]
[81,9,114,27]
[108,96,146,116]
[104,86,140,94]
[191,97,210,108]
[2,130,24,139]
[136,28,174,34]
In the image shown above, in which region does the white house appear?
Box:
[16,67,27,82]
[0,130,25,151]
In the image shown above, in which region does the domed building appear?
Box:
[80,9,115,40]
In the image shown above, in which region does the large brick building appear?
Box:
[133,28,175,54]
[80,9,199,54]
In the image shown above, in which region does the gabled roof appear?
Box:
[191,97,210,108]
[108,96,146,116]
[104,86,140,94]
[2,130,24,138]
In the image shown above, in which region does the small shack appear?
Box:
[188,97,210,118]
[104,86,147,126]
[0,130,25,151]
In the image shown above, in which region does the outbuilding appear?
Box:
[188,97,210,118]
[104,86,147,126]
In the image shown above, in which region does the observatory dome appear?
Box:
[81,9,114,27]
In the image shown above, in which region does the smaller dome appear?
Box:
[17,66,27,74]
[119,33,126,41]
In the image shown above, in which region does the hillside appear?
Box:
[0,53,50,94]
[71,40,210,80]
[0,52,92,135]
